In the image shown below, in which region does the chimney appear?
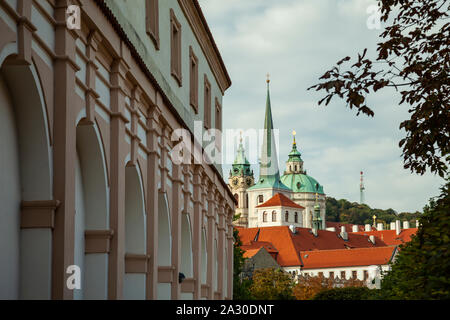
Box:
[340,226,348,241]
[289,225,297,234]
[326,227,336,232]
[390,222,396,230]
[312,227,318,237]
[369,235,376,245]
[365,224,372,232]
[395,220,401,235]
[403,221,410,229]
[377,223,384,231]
[352,225,359,233]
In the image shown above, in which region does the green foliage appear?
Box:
[326,197,421,226]
[293,274,366,300]
[312,287,373,300]
[379,180,450,299]
[249,268,295,300]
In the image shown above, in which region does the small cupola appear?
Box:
[285,130,304,174]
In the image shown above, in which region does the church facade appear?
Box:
[229,79,326,229]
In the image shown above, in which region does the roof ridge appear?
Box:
[256,193,305,209]
[300,246,395,254]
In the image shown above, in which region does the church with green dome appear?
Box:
[228,79,326,229]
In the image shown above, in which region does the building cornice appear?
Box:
[93,0,236,205]
[177,0,232,94]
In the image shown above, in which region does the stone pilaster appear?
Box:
[170,161,182,299]
[159,126,170,194]
[84,30,101,124]
[146,105,161,299]
[226,209,234,299]
[129,86,143,165]
[108,56,129,299]
[192,165,203,299]
[217,198,226,299]
[16,0,36,65]
[206,184,216,300]
[51,0,79,300]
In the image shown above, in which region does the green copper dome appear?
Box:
[248,175,292,191]
[280,173,325,194]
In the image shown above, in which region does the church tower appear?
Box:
[229,134,254,227]
[246,77,291,228]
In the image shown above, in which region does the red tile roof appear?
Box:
[241,241,279,260]
[354,229,418,246]
[238,226,387,267]
[241,241,278,254]
[256,193,305,209]
[243,248,261,258]
[300,246,397,269]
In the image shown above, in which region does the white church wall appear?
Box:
[256,206,304,228]
[299,264,391,283]
[247,188,292,228]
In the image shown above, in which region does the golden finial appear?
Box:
[373,214,377,227]
[266,73,270,83]
[292,130,297,145]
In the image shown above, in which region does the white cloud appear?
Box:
[202,0,443,212]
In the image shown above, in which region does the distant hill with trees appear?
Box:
[325,197,421,228]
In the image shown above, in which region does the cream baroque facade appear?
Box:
[0,0,235,300]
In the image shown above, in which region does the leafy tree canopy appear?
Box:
[293,274,366,300]
[378,180,450,299]
[312,287,373,300]
[249,268,295,300]
[325,196,421,226]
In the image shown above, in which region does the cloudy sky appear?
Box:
[199,0,443,213]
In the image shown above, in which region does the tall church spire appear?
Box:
[253,76,290,191]
[260,77,279,178]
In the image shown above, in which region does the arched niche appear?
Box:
[214,240,218,293]
[201,228,207,285]
[74,122,110,300]
[180,213,193,300]
[123,163,147,300]
[157,192,172,300]
[0,59,52,300]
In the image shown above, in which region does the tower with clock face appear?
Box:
[228,137,254,227]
